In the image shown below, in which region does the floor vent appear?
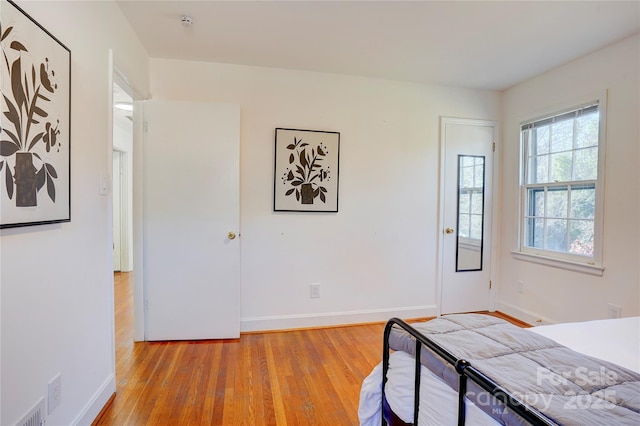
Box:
[17,398,46,426]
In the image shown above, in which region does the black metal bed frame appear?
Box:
[381,318,557,426]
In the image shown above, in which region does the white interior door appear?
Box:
[440,118,495,314]
[144,100,240,340]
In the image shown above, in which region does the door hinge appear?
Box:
[489,280,492,289]
[492,142,496,152]
[143,121,149,133]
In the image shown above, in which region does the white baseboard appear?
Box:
[72,373,116,426]
[240,305,438,332]
[495,301,557,326]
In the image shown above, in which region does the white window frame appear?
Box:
[513,92,607,276]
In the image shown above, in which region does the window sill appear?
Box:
[511,251,604,276]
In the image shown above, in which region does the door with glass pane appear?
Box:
[440,118,495,314]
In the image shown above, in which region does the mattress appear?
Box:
[358,316,640,426]
[530,317,640,373]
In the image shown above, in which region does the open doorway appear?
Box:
[111,79,137,391]
[112,82,133,272]
[109,60,145,344]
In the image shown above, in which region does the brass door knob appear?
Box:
[445,227,455,234]
[228,232,236,240]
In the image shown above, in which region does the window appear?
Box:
[517,100,605,273]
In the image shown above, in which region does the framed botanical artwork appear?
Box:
[274,128,340,212]
[1,0,71,228]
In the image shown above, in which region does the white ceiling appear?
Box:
[116,0,640,91]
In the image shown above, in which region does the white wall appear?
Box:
[149,59,500,331]
[1,1,149,425]
[497,34,640,324]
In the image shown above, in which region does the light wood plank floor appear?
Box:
[95,273,526,425]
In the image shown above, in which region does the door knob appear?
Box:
[445,227,455,234]
[228,231,236,240]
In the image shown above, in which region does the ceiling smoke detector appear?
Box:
[181,15,194,27]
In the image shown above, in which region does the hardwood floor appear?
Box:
[95,273,526,425]
[95,272,385,425]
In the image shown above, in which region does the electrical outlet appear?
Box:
[607,303,622,319]
[310,283,320,298]
[48,373,62,414]
[517,280,525,294]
